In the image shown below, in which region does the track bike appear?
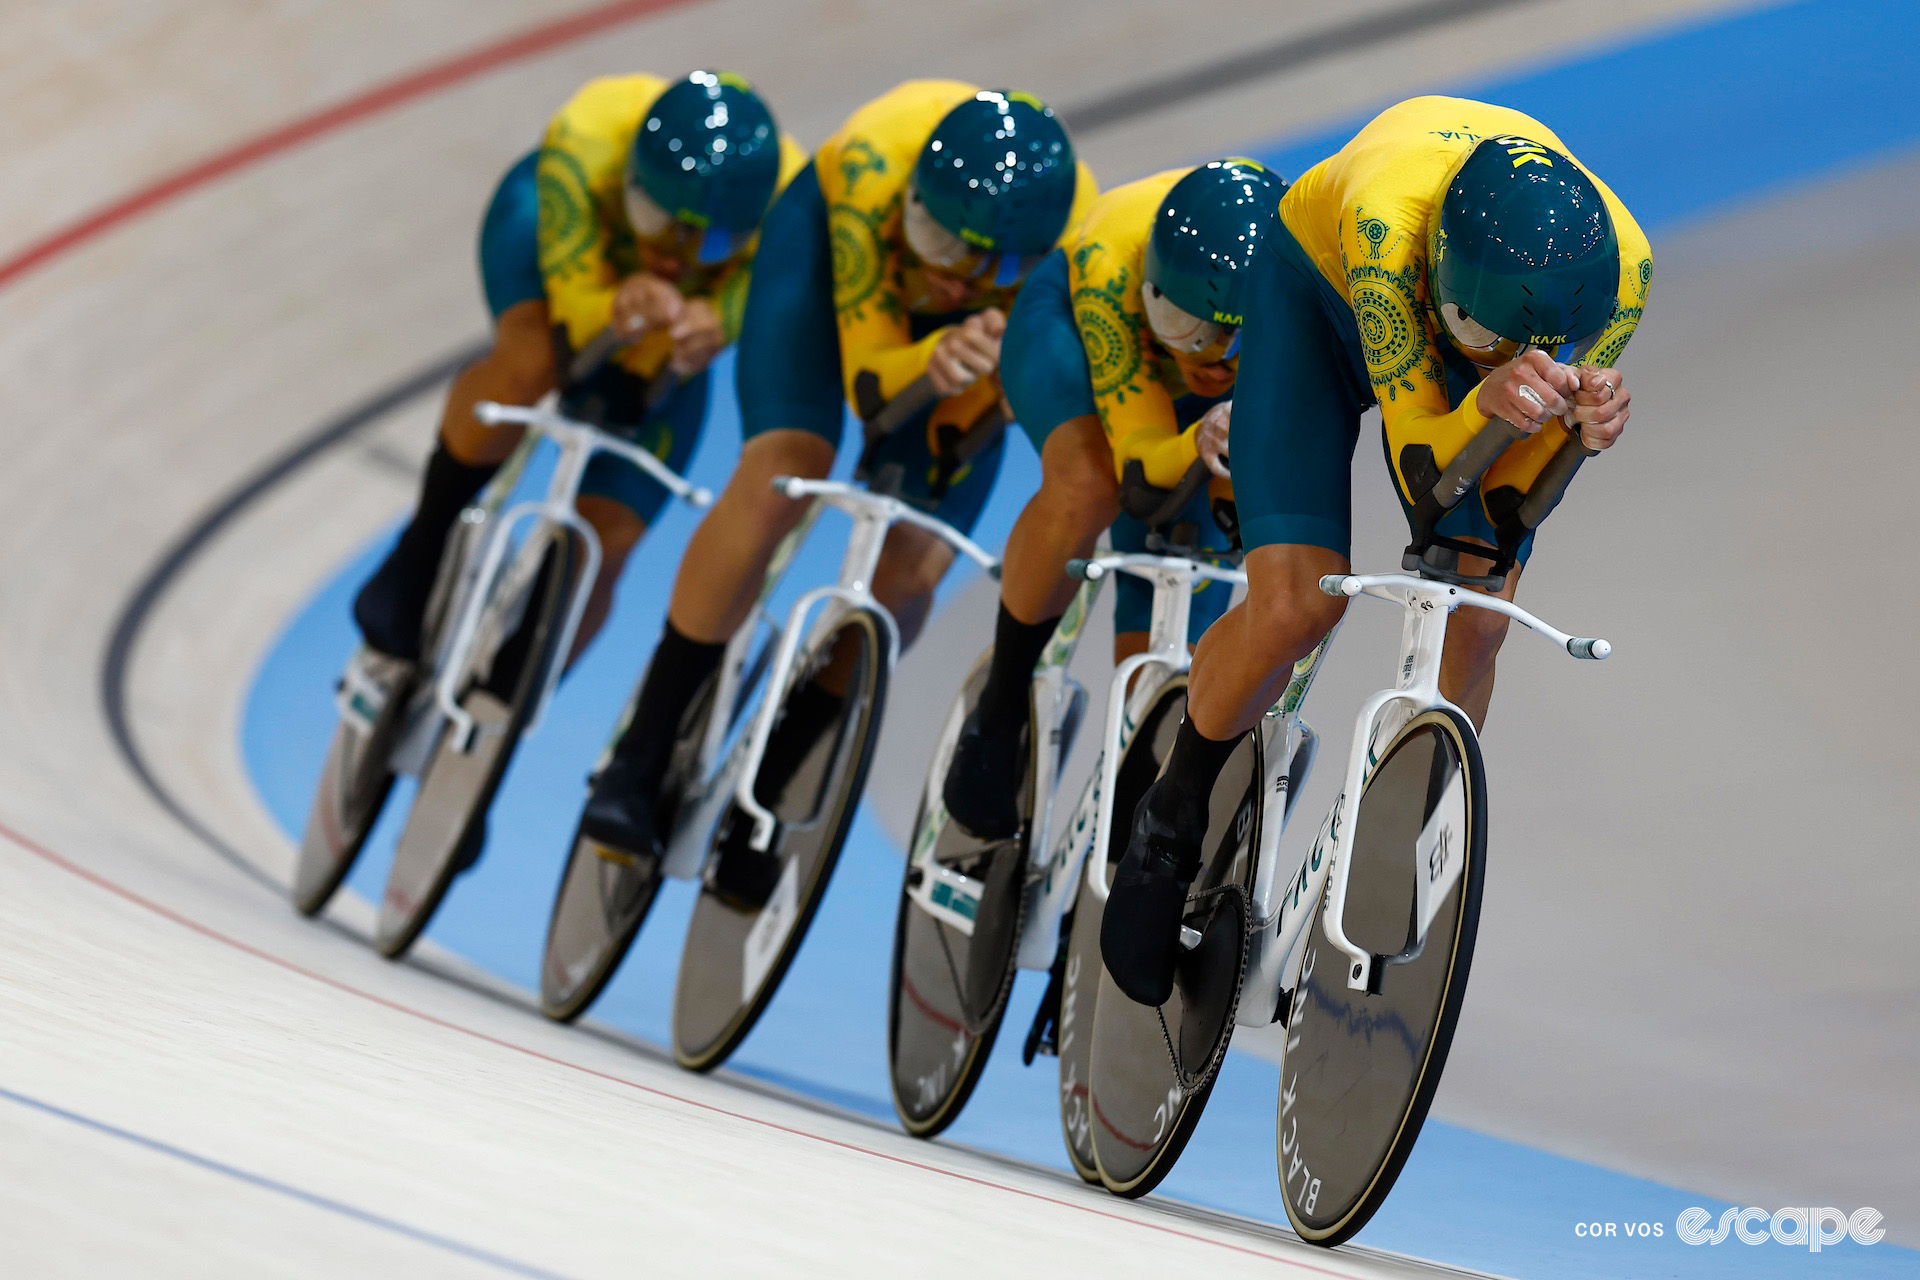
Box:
[1082,419,1608,1243]
[884,463,1318,1169]
[291,334,709,958]
[540,380,1005,1073]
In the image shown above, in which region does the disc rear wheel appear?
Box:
[886,650,1037,1137]
[540,674,719,1022]
[291,651,414,916]
[1087,678,1262,1197]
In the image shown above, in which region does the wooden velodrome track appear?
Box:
[2,0,1914,1273]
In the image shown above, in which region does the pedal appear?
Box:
[1178,925,1203,951]
[336,650,406,735]
[907,859,984,936]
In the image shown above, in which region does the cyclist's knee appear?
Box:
[489,302,557,402]
[723,430,836,537]
[873,529,951,610]
[1447,603,1510,670]
[1036,416,1119,536]
[1241,544,1349,666]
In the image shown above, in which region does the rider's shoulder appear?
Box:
[550,74,674,138]
[823,80,980,163]
[1068,170,1187,271]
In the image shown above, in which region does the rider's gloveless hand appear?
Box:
[612,273,684,340]
[1194,399,1232,478]
[927,307,1006,396]
[1474,348,1576,433]
[667,297,726,376]
[1568,366,1630,450]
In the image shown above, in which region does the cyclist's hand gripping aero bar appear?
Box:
[1403,410,1597,587]
[563,326,682,414]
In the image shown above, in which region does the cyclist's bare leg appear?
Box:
[999,414,1120,624]
[568,495,648,666]
[666,428,836,643]
[1182,541,1519,743]
[1183,543,1351,741]
[1436,549,1520,730]
[440,299,554,464]
[940,416,1119,838]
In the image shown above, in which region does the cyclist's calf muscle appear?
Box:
[441,299,556,466]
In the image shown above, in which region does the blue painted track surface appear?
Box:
[245,3,1920,1274]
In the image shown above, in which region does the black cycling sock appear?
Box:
[608,622,726,789]
[1148,716,1244,834]
[353,440,498,656]
[975,603,1062,736]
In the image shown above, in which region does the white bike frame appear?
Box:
[658,477,999,880]
[905,549,1275,968]
[416,401,712,757]
[1239,572,1609,1010]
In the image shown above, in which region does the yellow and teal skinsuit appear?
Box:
[478,74,806,521]
[1232,96,1653,560]
[734,79,1097,531]
[1001,169,1237,641]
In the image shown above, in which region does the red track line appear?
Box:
[0,819,1366,1278]
[0,0,701,293]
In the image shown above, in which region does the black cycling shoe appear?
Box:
[711,814,785,911]
[578,755,664,859]
[941,710,1026,840]
[1100,778,1205,1007]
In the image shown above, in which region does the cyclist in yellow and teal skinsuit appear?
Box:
[580,82,1096,903]
[351,71,803,671]
[943,160,1288,841]
[1104,96,1650,1008]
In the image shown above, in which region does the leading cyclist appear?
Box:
[578,82,1096,898]
[942,159,1287,841]
[1102,96,1653,1006]
[349,71,802,700]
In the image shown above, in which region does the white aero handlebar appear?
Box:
[473,401,713,508]
[1070,552,1248,592]
[773,476,1001,577]
[1320,573,1610,660]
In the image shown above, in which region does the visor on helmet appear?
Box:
[1435,301,1527,369]
[624,183,752,266]
[1142,281,1240,362]
[903,183,1046,287]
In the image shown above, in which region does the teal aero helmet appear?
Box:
[1142,158,1287,361]
[1428,135,1619,366]
[905,90,1078,287]
[625,71,782,265]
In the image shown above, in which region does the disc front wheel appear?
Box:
[1279,706,1486,1247]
